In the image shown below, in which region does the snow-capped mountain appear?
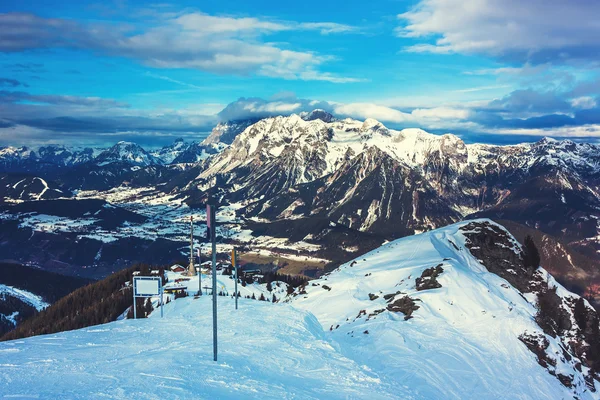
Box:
[94,141,161,166]
[201,119,258,145]
[194,114,600,239]
[0,145,99,171]
[300,108,336,122]
[1,111,600,302]
[1,219,599,399]
[149,138,189,164]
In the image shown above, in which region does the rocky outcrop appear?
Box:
[462,220,600,391]
[416,264,444,291]
[386,296,420,320]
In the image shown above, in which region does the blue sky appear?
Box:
[1,0,599,147]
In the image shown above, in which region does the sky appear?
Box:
[1,0,600,148]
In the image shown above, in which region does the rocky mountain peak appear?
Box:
[301,109,335,123]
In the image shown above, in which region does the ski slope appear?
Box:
[291,219,598,399]
[0,297,390,399]
[1,219,598,399]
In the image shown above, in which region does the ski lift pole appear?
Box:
[133,285,137,320]
[232,248,238,310]
[160,282,164,318]
[198,247,202,296]
[208,204,218,362]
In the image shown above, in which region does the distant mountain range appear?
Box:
[0,109,599,305]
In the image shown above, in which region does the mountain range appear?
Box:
[0,110,599,301]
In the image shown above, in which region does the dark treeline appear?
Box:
[0,295,37,336]
[1,263,164,342]
[259,271,307,287]
[0,262,92,303]
[258,271,307,295]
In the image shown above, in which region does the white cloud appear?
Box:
[244,101,302,114]
[397,0,600,63]
[298,22,358,35]
[570,96,597,110]
[174,13,288,34]
[491,124,600,138]
[0,12,361,83]
[333,103,412,123]
[453,85,511,93]
[333,102,472,125]
[411,107,471,121]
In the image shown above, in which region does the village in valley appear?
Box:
[126,212,308,321]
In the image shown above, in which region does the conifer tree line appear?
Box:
[1,263,164,342]
[0,262,308,341]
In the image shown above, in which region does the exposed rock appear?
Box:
[416,264,444,291]
[519,333,554,369]
[383,291,402,301]
[386,296,420,320]
[461,221,537,293]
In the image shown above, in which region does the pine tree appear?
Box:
[266,281,272,292]
[259,293,266,301]
[272,294,277,303]
[574,297,588,331]
[251,293,256,300]
[523,235,541,271]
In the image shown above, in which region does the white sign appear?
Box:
[134,277,160,297]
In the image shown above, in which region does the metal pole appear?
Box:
[160,283,164,318]
[210,205,218,362]
[189,216,195,276]
[133,281,137,320]
[233,248,238,310]
[198,247,202,296]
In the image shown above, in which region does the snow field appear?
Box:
[0,297,392,399]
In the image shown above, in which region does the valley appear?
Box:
[0,112,598,295]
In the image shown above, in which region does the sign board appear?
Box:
[132,276,164,319]
[134,276,161,297]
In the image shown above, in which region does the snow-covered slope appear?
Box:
[291,219,600,399]
[0,284,49,335]
[0,298,387,399]
[0,175,68,201]
[0,284,49,312]
[1,219,599,399]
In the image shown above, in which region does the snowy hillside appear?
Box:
[0,284,48,331]
[292,219,600,399]
[1,219,599,399]
[0,284,48,312]
[0,298,386,400]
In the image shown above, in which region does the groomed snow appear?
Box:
[291,219,598,399]
[1,219,597,399]
[0,298,390,399]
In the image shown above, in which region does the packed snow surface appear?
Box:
[0,298,387,399]
[0,219,597,399]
